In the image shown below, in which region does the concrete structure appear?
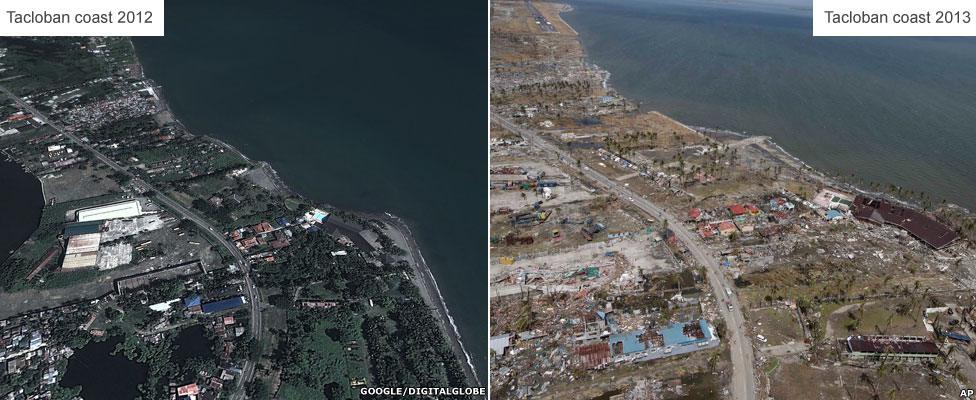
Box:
[845,335,939,362]
[76,199,143,222]
[304,209,329,224]
[114,260,204,294]
[490,333,512,357]
[814,188,854,211]
[609,330,648,356]
[96,242,133,270]
[605,320,720,364]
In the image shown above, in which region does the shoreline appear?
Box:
[376,212,482,387]
[0,159,44,265]
[556,3,971,217]
[129,42,482,387]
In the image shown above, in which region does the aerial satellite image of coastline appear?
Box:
[0,1,486,400]
[490,0,976,399]
[7,0,976,399]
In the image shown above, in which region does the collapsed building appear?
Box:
[575,318,719,368]
[845,335,940,362]
[852,196,958,249]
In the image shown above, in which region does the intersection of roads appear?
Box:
[492,113,758,400]
[0,86,263,398]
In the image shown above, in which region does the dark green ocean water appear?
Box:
[564,0,976,209]
[134,0,487,381]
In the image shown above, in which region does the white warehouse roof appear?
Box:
[76,200,143,222]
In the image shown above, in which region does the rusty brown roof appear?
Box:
[852,196,958,249]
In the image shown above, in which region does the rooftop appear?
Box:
[852,196,958,249]
[846,335,939,355]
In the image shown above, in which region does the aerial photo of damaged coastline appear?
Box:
[0,2,486,400]
[491,0,976,399]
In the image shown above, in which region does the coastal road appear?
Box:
[0,86,264,398]
[492,114,758,400]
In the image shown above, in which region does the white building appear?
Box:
[76,200,143,222]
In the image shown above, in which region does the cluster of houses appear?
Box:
[231,220,291,254]
[489,165,562,191]
[0,303,93,394]
[0,109,44,137]
[173,369,236,400]
[229,208,331,263]
[689,202,765,239]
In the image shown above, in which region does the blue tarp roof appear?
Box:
[700,319,713,341]
[202,296,246,313]
[609,330,645,355]
[183,295,201,308]
[661,319,712,346]
[947,331,972,342]
[826,209,844,220]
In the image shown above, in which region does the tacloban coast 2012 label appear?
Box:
[814,0,976,36]
[0,0,163,36]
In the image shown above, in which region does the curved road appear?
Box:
[0,86,263,399]
[492,114,757,400]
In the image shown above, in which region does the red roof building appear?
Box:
[688,208,702,221]
[236,237,259,251]
[177,383,199,396]
[252,221,273,234]
[728,204,746,216]
[718,221,737,236]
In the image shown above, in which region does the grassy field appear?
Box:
[0,38,106,96]
[827,300,928,337]
[750,307,803,346]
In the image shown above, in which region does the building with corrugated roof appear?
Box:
[852,196,958,249]
[846,335,939,361]
[201,296,246,314]
[76,199,143,222]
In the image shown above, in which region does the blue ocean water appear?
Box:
[564,0,976,209]
[134,0,487,381]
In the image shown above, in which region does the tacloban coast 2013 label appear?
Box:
[0,0,163,36]
[814,0,976,36]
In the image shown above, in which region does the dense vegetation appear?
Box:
[0,37,106,97]
[261,231,467,399]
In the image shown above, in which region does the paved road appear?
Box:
[0,86,263,398]
[492,114,758,400]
